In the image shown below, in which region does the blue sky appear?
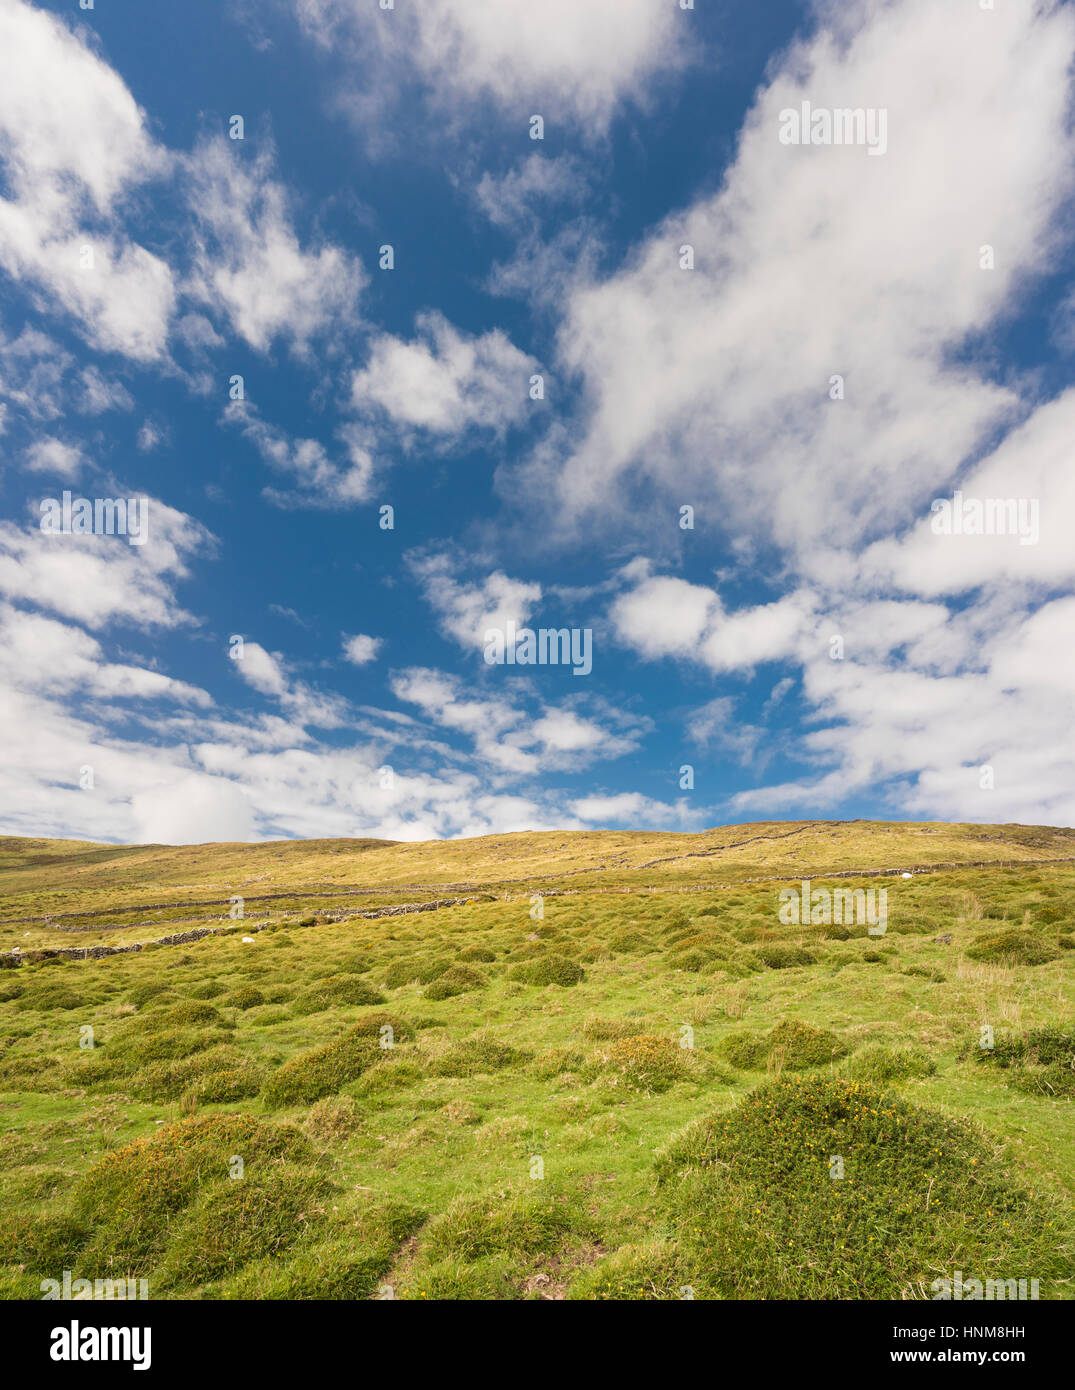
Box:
[2,0,1074,844]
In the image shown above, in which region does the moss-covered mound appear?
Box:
[590,1034,688,1094]
[966,931,1059,966]
[423,964,485,1000]
[721,1019,850,1072]
[71,1113,313,1268]
[261,1014,405,1107]
[507,954,584,987]
[291,976,386,1015]
[655,1075,1070,1299]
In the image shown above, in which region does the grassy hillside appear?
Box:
[0,820,1073,1300]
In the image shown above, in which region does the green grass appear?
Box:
[0,820,1073,1300]
[655,1074,1071,1298]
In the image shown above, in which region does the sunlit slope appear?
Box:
[0,823,1073,1300]
[2,820,1074,953]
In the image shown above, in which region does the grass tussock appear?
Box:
[655,1075,1071,1298]
[1,821,1073,1300]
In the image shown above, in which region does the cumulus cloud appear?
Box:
[294,0,689,135]
[0,0,176,359]
[0,496,212,629]
[24,436,83,479]
[409,552,542,653]
[474,154,591,232]
[610,568,814,674]
[569,792,693,829]
[131,773,255,845]
[351,311,536,443]
[342,633,382,665]
[232,641,351,729]
[391,666,645,776]
[223,400,375,507]
[0,604,211,706]
[185,137,364,355]
[686,697,764,765]
[859,390,1075,598]
[513,0,1074,558]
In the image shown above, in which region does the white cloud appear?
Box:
[232,640,351,729]
[0,497,212,629]
[131,773,255,845]
[24,436,83,479]
[0,604,211,706]
[0,326,71,420]
[391,666,644,776]
[687,697,763,765]
[610,569,813,674]
[860,390,1075,598]
[351,311,536,442]
[186,138,364,355]
[223,400,374,507]
[295,0,688,134]
[570,792,692,829]
[137,420,167,452]
[342,633,382,665]
[515,0,1073,558]
[410,552,542,652]
[0,0,175,359]
[609,573,715,660]
[475,154,590,231]
[77,364,134,415]
[0,325,134,429]
[234,642,289,699]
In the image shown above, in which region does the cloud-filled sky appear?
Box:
[1,0,1074,844]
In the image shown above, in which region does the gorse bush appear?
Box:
[14,984,82,1012]
[966,1025,1075,1100]
[581,1015,647,1042]
[608,930,652,953]
[383,957,453,989]
[423,1183,596,1262]
[667,948,720,973]
[655,1076,1070,1299]
[131,1045,256,1102]
[1008,1064,1075,1098]
[567,1240,695,1301]
[153,1001,225,1028]
[965,1025,1075,1069]
[225,986,265,1010]
[113,1025,220,1069]
[222,1198,426,1300]
[1,825,1073,1301]
[127,982,174,1006]
[0,1214,86,1270]
[756,944,816,970]
[302,1095,362,1143]
[191,1060,266,1104]
[73,1114,312,1267]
